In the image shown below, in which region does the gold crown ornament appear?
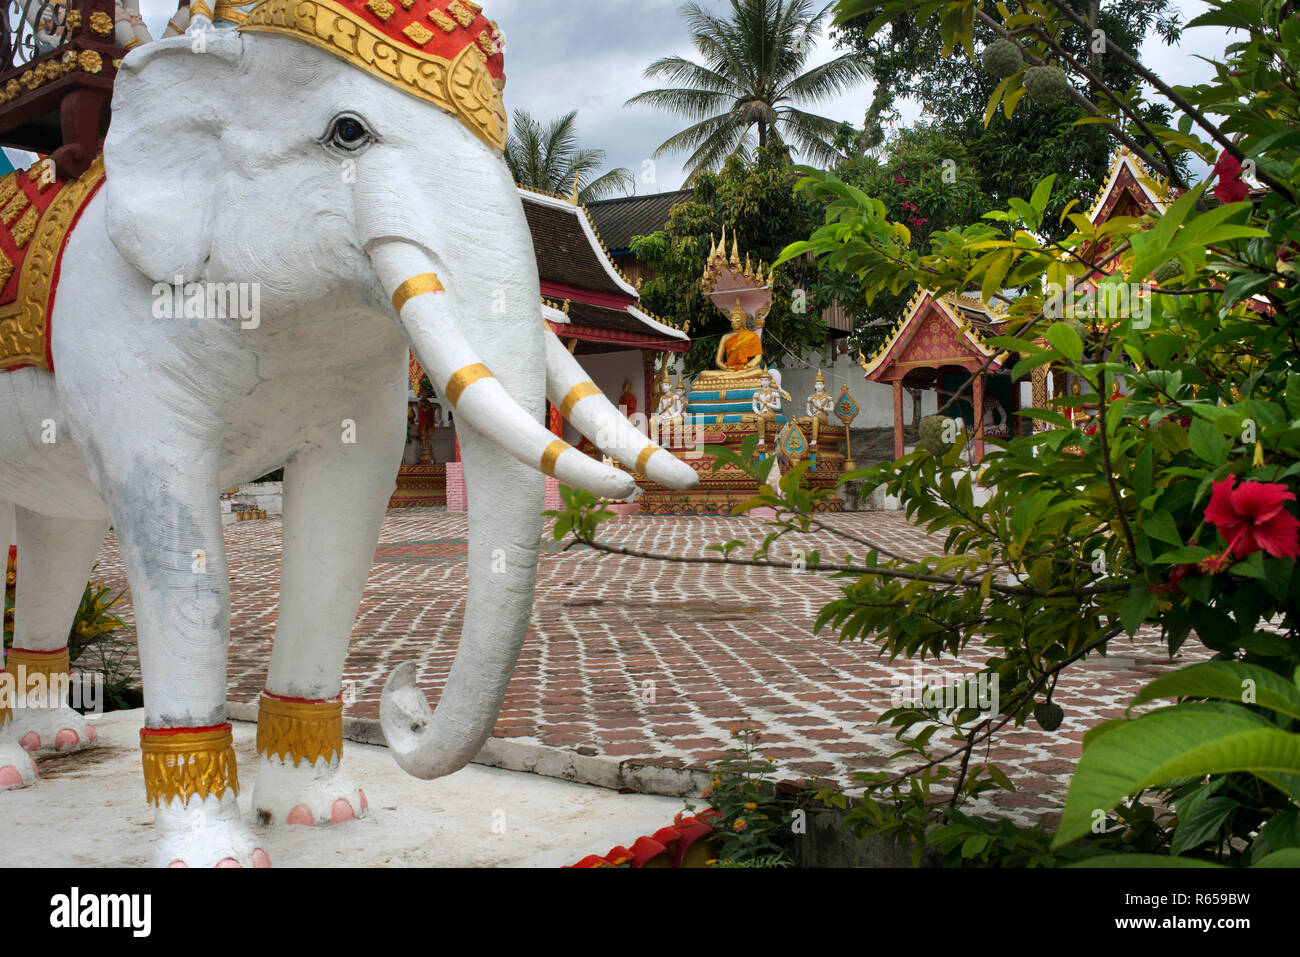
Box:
[239,0,508,152]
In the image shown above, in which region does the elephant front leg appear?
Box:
[253,398,404,827]
[89,450,268,867]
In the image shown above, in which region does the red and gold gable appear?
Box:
[0,155,105,375]
[240,0,508,151]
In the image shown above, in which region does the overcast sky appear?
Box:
[119,0,1229,192]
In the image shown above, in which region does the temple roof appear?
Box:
[587,190,693,253]
[518,187,688,350]
[859,290,1007,382]
[1084,148,1173,226]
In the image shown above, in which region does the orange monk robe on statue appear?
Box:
[723,329,763,370]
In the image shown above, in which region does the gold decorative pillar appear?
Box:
[973,373,986,463]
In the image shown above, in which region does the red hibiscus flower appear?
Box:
[1203,477,1300,563]
[1212,151,1250,204]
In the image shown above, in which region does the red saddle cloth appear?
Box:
[0,154,105,374]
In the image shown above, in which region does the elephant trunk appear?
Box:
[368,239,623,779]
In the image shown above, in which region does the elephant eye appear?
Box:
[325,114,374,152]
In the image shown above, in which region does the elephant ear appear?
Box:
[103,33,245,283]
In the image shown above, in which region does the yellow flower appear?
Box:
[705,859,718,866]
[733,818,747,832]
[744,802,757,811]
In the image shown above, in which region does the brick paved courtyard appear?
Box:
[90,510,1191,825]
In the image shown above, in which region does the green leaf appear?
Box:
[1253,849,1300,867]
[1054,703,1300,848]
[1189,417,1229,465]
[1045,322,1085,361]
[1170,797,1237,856]
[1117,586,1157,636]
[1131,661,1300,722]
[1141,510,1182,548]
[1067,854,1224,868]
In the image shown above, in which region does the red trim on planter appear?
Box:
[7,645,68,656]
[566,809,720,868]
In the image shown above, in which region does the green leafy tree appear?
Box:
[833,0,1185,236]
[631,145,857,376]
[504,109,633,203]
[627,0,871,175]
[555,0,1300,867]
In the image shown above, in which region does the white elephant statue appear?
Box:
[0,0,696,867]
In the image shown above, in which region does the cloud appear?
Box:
[132,0,1227,189]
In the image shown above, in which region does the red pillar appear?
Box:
[892,378,905,459]
[973,372,986,463]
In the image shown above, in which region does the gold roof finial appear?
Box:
[730,235,740,268]
[569,176,580,206]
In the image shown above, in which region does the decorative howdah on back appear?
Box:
[238,0,507,152]
[0,157,106,374]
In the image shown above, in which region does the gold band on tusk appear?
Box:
[391,273,445,315]
[540,439,570,478]
[443,363,493,406]
[635,446,659,476]
[559,382,602,420]
[188,0,214,19]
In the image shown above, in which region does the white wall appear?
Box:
[570,349,647,443]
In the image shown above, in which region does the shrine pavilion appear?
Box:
[859,292,1013,462]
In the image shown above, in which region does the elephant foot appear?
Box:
[0,733,39,791]
[153,793,271,868]
[12,705,98,755]
[252,755,368,828]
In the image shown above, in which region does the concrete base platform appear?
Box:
[0,710,685,868]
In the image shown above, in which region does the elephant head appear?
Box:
[101,4,697,780]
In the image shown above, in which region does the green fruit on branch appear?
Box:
[918,414,954,455]
[1024,65,1069,105]
[1152,259,1183,284]
[982,39,1024,79]
[1034,702,1064,732]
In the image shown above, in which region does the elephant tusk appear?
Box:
[542,331,699,492]
[369,241,636,501]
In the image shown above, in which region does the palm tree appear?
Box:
[505,110,634,203]
[627,0,870,175]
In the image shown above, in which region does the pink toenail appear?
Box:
[19,733,39,751]
[286,804,314,826]
[168,861,189,869]
[215,859,242,868]
[253,849,272,868]
[55,729,79,750]
[0,766,21,787]
[86,726,98,742]
[359,789,369,811]
[330,799,354,824]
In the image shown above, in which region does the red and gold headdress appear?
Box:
[239,0,507,152]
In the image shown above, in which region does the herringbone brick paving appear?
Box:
[90,510,1191,825]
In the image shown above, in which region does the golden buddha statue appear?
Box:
[697,301,765,385]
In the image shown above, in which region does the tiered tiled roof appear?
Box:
[519,187,688,349]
